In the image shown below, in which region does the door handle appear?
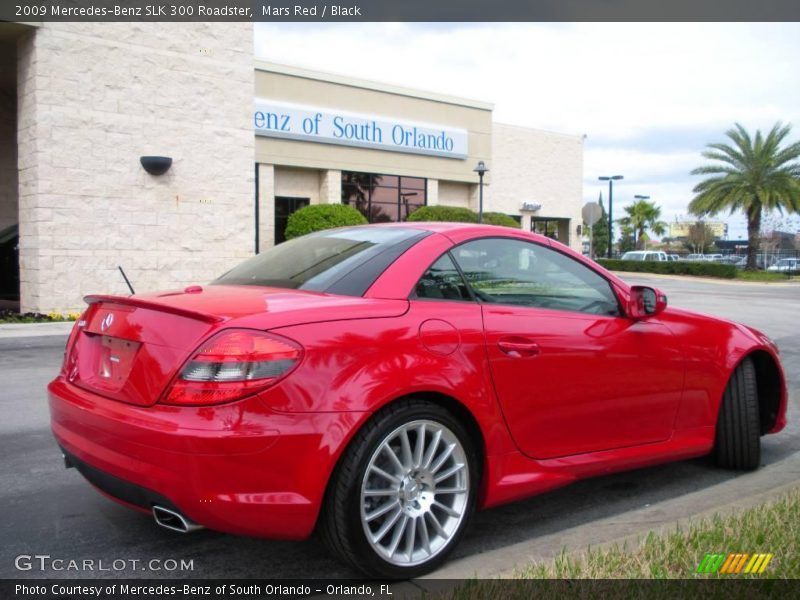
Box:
[497,337,540,357]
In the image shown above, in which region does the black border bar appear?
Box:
[3,0,800,22]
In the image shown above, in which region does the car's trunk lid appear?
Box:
[65,285,408,406]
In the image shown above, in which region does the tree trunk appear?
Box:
[746,204,762,270]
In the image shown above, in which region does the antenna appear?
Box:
[118,266,135,295]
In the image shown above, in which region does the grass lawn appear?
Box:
[735,271,796,282]
[515,487,799,579]
[443,489,799,600]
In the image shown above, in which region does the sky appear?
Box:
[253,22,800,240]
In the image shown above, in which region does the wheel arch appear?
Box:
[315,390,487,530]
[744,350,783,434]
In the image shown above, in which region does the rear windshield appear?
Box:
[212,226,427,295]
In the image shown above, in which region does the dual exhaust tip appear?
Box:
[152,505,204,533]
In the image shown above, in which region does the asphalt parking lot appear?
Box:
[1,275,798,580]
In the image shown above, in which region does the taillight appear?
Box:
[161,329,302,406]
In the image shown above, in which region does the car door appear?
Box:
[451,237,685,460]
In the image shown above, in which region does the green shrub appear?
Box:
[482,212,521,228]
[284,204,368,240]
[597,259,737,279]
[406,206,478,223]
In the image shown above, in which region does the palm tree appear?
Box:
[619,199,667,249]
[689,122,800,269]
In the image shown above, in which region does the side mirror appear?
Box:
[629,286,667,319]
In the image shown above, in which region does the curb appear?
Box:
[0,321,75,339]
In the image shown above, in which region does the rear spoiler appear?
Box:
[83,294,223,324]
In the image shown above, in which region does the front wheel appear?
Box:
[320,400,478,579]
[714,357,761,470]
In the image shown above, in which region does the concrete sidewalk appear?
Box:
[0,321,75,339]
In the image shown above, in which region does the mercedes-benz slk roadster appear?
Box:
[49,223,787,578]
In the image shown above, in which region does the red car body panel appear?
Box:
[48,223,788,539]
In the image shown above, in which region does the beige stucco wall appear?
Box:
[16,23,255,313]
[254,62,492,185]
[274,167,321,204]
[490,123,584,251]
[437,181,472,208]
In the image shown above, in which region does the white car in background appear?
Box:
[620,250,669,262]
[767,258,800,273]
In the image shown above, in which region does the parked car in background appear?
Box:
[0,224,20,306]
[684,254,705,261]
[720,256,747,268]
[620,250,669,262]
[704,254,724,262]
[767,258,800,273]
[668,254,680,261]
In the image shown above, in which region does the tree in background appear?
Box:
[618,223,636,253]
[684,221,717,254]
[689,122,800,269]
[618,198,668,249]
[591,194,609,258]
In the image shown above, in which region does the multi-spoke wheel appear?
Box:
[320,400,477,579]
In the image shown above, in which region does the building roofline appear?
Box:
[254,60,494,112]
[493,121,586,141]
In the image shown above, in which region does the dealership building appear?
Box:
[0,22,584,313]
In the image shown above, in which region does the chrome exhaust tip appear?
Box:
[152,505,204,533]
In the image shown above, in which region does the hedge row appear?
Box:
[285,204,522,240]
[407,206,520,228]
[284,204,368,240]
[597,258,737,279]
[407,206,478,223]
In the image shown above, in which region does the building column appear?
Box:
[319,169,341,204]
[16,30,46,313]
[258,163,275,253]
[426,179,438,206]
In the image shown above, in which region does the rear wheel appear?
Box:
[714,357,761,470]
[320,399,477,579]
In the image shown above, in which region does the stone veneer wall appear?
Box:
[16,23,254,313]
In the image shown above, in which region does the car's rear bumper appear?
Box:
[48,377,367,539]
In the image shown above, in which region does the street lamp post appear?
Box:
[633,194,650,248]
[474,161,489,223]
[598,175,624,258]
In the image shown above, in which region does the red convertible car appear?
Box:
[48,223,787,578]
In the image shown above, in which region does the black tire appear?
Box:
[320,398,478,579]
[714,357,761,470]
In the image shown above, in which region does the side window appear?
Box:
[413,253,473,302]
[452,238,620,316]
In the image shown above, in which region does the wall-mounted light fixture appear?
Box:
[140,156,173,176]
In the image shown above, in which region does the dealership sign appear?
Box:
[254,99,468,159]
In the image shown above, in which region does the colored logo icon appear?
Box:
[696,552,773,574]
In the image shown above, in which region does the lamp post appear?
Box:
[634,194,650,248]
[474,161,489,223]
[598,175,624,258]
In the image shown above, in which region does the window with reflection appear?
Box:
[451,238,620,316]
[413,253,473,302]
[342,171,426,222]
[531,218,561,240]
